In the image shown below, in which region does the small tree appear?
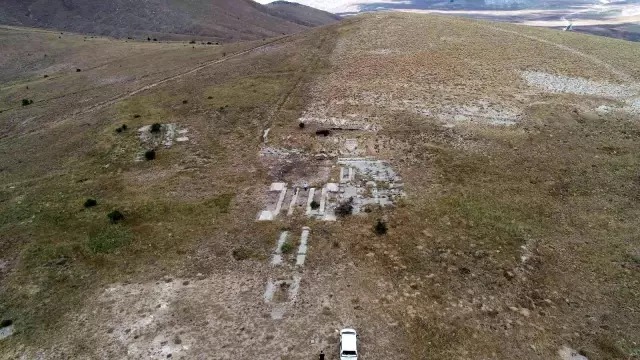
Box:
[145,149,156,160]
[84,198,97,208]
[107,210,124,223]
[299,122,305,129]
[150,123,162,133]
[374,219,388,235]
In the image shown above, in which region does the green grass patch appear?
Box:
[205,75,291,109]
[87,225,132,254]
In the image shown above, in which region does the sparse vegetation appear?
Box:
[107,210,124,223]
[280,241,293,254]
[88,226,131,253]
[335,197,354,217]
[84,198,97,208]
[144,149,156,160]
[232,247,262,261]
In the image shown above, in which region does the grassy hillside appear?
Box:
[0,0,338,41]
[1,12,640,359]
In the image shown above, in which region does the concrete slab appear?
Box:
[274,187,287,216]
[306,188,316,215]
[270,182,286,191]
[319,188,327,214]
[287,188,298,216]
[258,210,274,221]
[296,227,310,267]
[176,136,189,142]
[271,231,289,266]
[326,183,339,192]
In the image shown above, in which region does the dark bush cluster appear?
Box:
[145,149,156,161]
[335,197,354,217]
[21,99,34,106]
[115,124,128,133]
[310,200,320,210]
[84,198,97,208]
[374,219,388,235]
[150,123,162,133]
[316,129,331,137]
[107,210,124,223]
[76,69,81,72]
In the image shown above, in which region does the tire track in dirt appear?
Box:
[71,36,293,117]
[486,25,634,82]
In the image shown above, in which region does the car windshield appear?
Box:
[342,351,357,356]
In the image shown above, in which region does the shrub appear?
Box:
[21,99,33,106]
[121,124,128,130]
[310,200,320,210]
[44,75,49,78]
[1,319,13,328]
[84,198,97,208]
[145,149,156,161]
[133,114,141,118]
[150,123,162,133]
[153,38,157,41]
[107,210,124,223]
[116,127,122,133]
[316,129,331,137]
[335,197,354,217]
[207,42,212,45]
[280,241,293,254]
[299,122,305,129]
[76,69,81,72]
[207,96,213,99]
[182,100,188,104]
[374,219,388,235]
[147,37,151,41]
[189,40,196,44]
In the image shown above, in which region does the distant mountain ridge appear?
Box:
[0,0,340,41]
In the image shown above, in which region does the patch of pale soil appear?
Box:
[436,101,521,126]
[558,345,589,360]
[20,263,404,359]
[521,71,638,99]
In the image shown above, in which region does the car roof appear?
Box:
[340,329,357,351]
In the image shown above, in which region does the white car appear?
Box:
[340,328,358,360]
